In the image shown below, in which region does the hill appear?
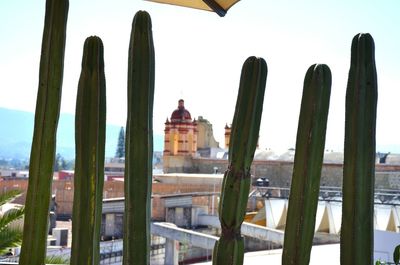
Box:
[0,107,164,160]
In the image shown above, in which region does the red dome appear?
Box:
[170,99,192,122]
[171,108,192,122]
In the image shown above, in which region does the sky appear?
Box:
[1,0,400,152]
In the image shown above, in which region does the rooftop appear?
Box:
[196,244,340,265]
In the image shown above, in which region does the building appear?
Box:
[163,99,198,157]
[163,99,222,173]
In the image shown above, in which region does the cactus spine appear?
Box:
[340,33,377,265]
[19,0,69,264]
[123,10,155,265]
[282,64,332,265]
[213,56,267,265]
[70,36,106,265]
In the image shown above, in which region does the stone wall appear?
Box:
[163,155,195,173]
[374,171,400,190]
[185,158,400,189]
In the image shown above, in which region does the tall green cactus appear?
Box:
[282,64,332,265]
[19,0,69,264]
[340,33,377,265]
[123,10,155,265]
[213,56,267,265]
[70,36,106,265]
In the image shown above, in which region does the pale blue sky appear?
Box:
[1,0,400,151]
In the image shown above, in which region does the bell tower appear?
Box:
[163,99,198,159]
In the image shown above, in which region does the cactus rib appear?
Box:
[282,64,332,265]
[19,0,69,264]
[340,33,377,265]
[70,36,106,265]
[123,10,155,265]
[213,56,267,265]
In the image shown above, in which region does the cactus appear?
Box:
[282,64,332,265]
[340,33,377,265]
[19,0,69,264]
[70,36,106,265]
[213,56,267,265]
[123,10,155,265]
[394,244,400,265]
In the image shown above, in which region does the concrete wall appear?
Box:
[152,183,221,220]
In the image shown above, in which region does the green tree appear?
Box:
[115,126,125,158]
[65,159,75,170]
[54,153,67,172]
[0,190,24,255]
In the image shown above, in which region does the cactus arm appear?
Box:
[19,0,69,264]
[70,36,106,265]
[282,64,332,265]
[123,10,155,265]
[340,33,377,265]
[213,57,267,265]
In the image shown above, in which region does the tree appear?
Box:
[0,190,24,255]
[0,190,67,263]
[115,126,125,158]
[54,153,67,172]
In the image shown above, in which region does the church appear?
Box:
[162,99,226,173]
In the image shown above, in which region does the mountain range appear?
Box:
[0,107,164,160]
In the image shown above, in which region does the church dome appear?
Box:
[170,99,192,122]
[171,109,192,121]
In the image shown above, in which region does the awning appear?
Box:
[144,0,240,17]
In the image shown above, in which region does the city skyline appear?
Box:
[1,0,400,152]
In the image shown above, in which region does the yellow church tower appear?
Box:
[163,99,198,173]
[163,99,198,157]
